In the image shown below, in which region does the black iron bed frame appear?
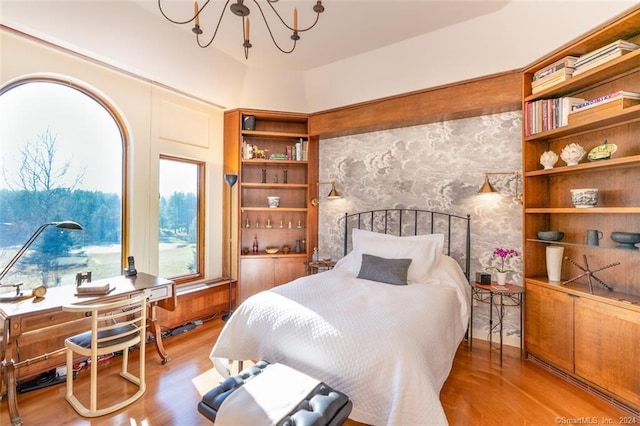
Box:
[343,209,471,281]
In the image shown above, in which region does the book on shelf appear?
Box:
[572,90,640,112]
[284,139,307,161]
[242,141,254,159]
[295,140,302,161]
[269,153,288,160]
[573,47,637,75]
[574,39,639,67]
[532,67,575,86]
[559,97,586,126]
[568,96,640,125]
[531,73,572,94]
[76,282,114,296]
[524,96,585,136]
[533,55,579,80]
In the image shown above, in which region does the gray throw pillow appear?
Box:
[357,253,412,285]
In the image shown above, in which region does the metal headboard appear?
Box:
[343,209,471,281]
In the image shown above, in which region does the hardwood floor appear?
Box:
[1,317,632,425]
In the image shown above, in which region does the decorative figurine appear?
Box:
[563,254,619,294]
[560,143,585,166]
[540,150,559,169]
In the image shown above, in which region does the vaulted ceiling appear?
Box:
[1,1,637,112]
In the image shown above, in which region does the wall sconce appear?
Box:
[311,181,341,206]
[478,171,522,204]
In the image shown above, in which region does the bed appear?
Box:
[210,209,472,425]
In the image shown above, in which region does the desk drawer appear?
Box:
[148,285,172,302]
[19,310,87,334]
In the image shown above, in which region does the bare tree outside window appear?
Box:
[0,80,124,293]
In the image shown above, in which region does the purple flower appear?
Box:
[487,247,519,273]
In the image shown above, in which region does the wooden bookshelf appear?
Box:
[521,5,640,414]
[224,109,318,303]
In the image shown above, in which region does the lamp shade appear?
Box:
[224,174,238,187]
[327,183,341,198]
[54,221,83,230]
[478,175,497,194]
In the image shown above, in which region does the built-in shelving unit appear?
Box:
[224,109,318,303]
[522,6,640,415]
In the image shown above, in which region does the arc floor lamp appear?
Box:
[0,221,83,301]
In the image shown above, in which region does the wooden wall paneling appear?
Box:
[309,71,522,138]
[155,283,233,329]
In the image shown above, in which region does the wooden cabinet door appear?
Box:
[239,258,274,303]
[574,298,640,406]
[273,257,306,286]
[525,283,575,372]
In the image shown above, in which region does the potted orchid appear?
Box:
[486,247,519,285]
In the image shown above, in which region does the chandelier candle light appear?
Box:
[158,0,325,59]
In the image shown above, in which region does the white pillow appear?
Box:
[350,228,444,284]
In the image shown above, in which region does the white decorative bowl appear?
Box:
[570,188,598,208]
[540,151,559,169]
[267,196,280,208]
[560,143,586,166]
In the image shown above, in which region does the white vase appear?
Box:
[546,246,564,282]
[496,271,507,285]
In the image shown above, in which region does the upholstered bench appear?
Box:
[198,360,352,425]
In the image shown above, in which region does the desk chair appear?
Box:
[62,292,147,417]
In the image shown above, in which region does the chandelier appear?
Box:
[158,0,325,60]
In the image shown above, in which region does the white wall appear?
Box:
[1,1,636,113]
[0,29,226,280]
[304,1,638,112]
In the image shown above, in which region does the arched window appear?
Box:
[0,78,125,293]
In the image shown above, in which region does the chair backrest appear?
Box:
[63,292,147,350]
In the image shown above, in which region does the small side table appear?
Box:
[469,281,524,365]
[306,260,335,275]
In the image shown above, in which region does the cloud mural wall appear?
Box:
[316,111,524,346]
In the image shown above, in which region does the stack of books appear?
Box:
[76,282,114,296]
[568,90,640,125]
[285,139,308,161]
[573,39,639,75]
[269,153,288,160]
[531,56,579,94]
[524,96,585,136]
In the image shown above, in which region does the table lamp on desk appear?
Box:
[0,220,83,301]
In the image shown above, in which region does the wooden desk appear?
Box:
[0,273,176,426]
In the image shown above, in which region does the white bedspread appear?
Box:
[210,255,470,425]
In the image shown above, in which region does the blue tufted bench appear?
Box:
[198,360,352,425]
